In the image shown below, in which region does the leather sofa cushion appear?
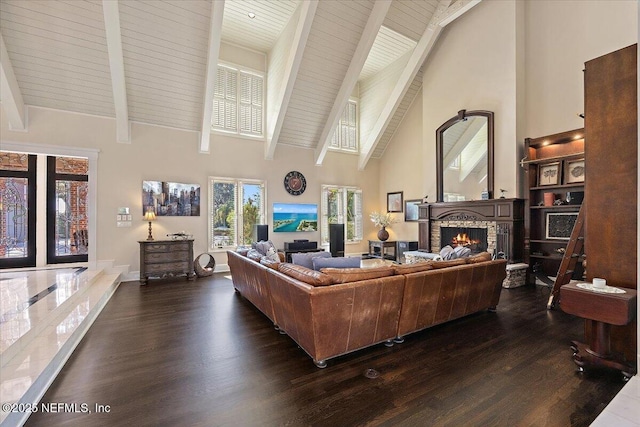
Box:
[321,266,394,284]
[277,263,335,287]
[429,258,467,269]
[393,262,434,275]
[312,256,360,270]
[291,251,331,269]
[260,257,280,270]
[466,251,492,263]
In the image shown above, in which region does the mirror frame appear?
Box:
[436,109,494,203]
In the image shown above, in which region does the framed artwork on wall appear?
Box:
[564,158,585,184]
[404,199,421,221]
[142,180,201,216]
[545,212,578,240]
[538,162,560,186]
[387,191,403,213]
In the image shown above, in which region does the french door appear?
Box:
[47,156,89,264]
[0,152,89,268]
[0,153,37,268]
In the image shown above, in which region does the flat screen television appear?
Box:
[273,203,318,232]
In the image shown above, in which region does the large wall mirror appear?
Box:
[436,110,494,202]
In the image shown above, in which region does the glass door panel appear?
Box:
[0,153,36,268]
[47,156,88,264]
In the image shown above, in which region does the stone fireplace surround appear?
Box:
[418,199,525,263]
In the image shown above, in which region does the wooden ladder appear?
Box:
[547,202,586,309]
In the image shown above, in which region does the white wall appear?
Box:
[381,0,637,243]
[524,0,637,138]
[0,106,380,274]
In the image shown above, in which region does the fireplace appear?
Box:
[418,199,525,263]
[440,227,488,254]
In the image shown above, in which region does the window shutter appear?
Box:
[213,66,238,132]
[321,186,329,244]
[352,189,363,241]
[240,72,263,136]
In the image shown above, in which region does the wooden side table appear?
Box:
[559,282,637,380]
[368,240,397,261]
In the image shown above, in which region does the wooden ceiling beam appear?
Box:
[358,0,482,170]
[0,34,27,131]
[313,0,392,165]
[199,0,225,154]
[265,0,318,160]
[102,0,130,143]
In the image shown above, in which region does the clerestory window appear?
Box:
[212,64,264,138]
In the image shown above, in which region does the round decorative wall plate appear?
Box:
[284,170,306,195]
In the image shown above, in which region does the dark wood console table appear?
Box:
[559,282,637,380]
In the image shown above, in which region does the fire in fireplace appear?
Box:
[440,227,488,253]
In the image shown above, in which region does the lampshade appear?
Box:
[144,208,156,221]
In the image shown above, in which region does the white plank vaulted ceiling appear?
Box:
[0,0,480,168]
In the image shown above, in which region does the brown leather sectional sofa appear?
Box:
[227,250,507,368]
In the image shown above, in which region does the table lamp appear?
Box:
[144,207,156,240]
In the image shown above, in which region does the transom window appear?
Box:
[209,177,265,250]
[212,64,264,138]
[329,99,358,152]
[321,185,363,244]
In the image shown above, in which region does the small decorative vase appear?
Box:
[377,226,389,241]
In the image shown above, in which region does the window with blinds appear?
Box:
[213,65,264,138]
[329,99,358,152]
[321,185,362,244]
[209,177,265,250]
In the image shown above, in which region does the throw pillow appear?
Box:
[290,251,331,269]
[255,240,276,256]
[321,266,394,284]
[312,256,360,271]
[440,245,457,260]
[453,246,471,258]
[265,247,280,262]
[246,249,263,262]
[277,263,334,286]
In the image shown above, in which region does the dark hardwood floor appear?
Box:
[25,274,626,427]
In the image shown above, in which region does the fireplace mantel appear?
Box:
[418,198,525,263]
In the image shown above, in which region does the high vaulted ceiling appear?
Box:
[0,0,481,169]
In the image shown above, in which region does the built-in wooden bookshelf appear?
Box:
[523,128,585,283]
